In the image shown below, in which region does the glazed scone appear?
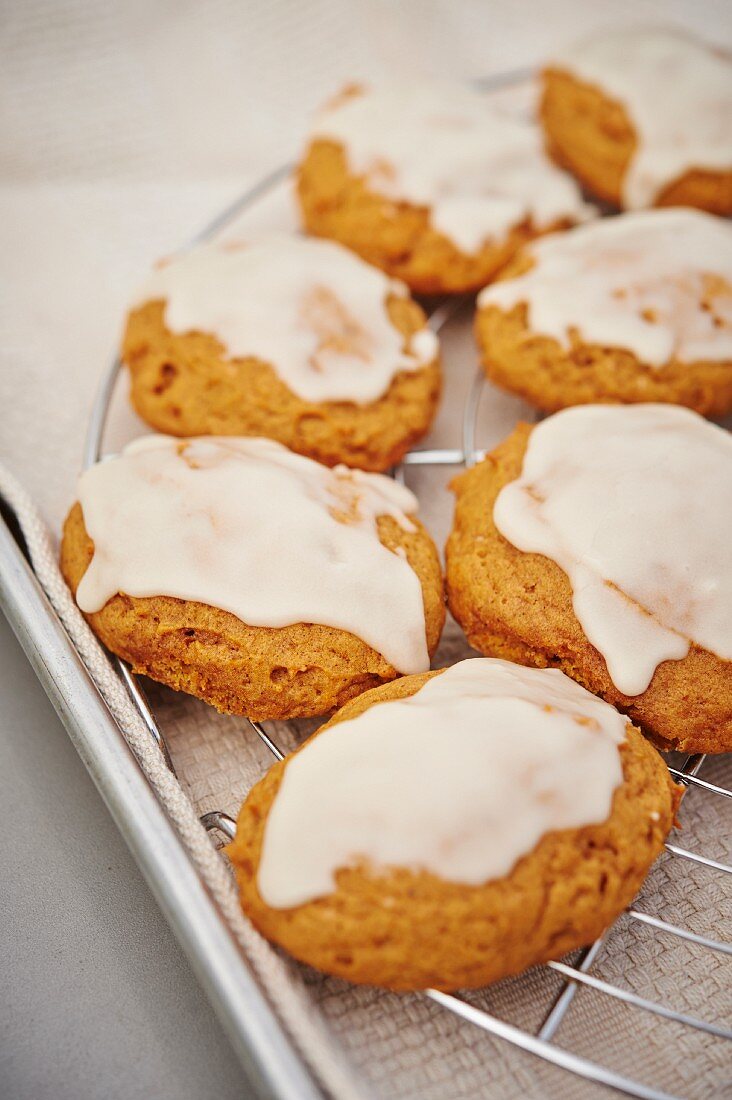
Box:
[446,407,732,754]
[297,82,593,295]
[476,209,732,416]
[60,436,444,720]
[541,28,732,212]
[229,658,679,992]
[123,235,441,473]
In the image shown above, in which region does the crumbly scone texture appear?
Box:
[123,294,441,473]
[475,255,732,417]
[228,669,679,992]
[297,138,576,295]
[446,424,732,754]
[540,67,732,214]
[60,503,445,721]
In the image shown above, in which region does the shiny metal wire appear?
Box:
[84,80,730,1100]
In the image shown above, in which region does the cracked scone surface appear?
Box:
[60,502,445,721]
[228,669,678,992]
[297,139,576,296]
[445,424,732,754]
[540,67,732,214]
[123,294,441,473]
[475,254,732,417]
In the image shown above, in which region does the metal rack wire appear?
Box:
[82,134,731,1100]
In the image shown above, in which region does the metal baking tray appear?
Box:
[1,72,730,1100]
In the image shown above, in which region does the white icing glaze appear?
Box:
[257,658,626,908]
[551,27,732,208]
[133,234,438,405]
[75,435,430,673]
[493,405,732,696]
[309,82,593,255]
[478,209,732,366]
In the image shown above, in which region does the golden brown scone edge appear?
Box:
[123,294,441,473]
[297,138,576,295]
[60,501,445,721]
[540,67,732,214]
[474,265,732,416]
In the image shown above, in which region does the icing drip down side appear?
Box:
[133,235,438,405]
[75,436,430,674]
[493,405,732,696]
[551,27,732,208]
[309,82,593,255]
[257,658,626,908]
[478,209,732,367]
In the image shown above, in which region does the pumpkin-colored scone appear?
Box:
[540,30,732,213]
[123,236,441,473]
[297,83,592,295]
[540,66,633,209]
[229,664,679,992]
[475,210,732,417]
[61,503,444,722]
[446,420,732,754]
[125,296,440,474]
[476,290,732,417]
[541,68,732,214]
[59,437,442,721]
[298,138,576,296]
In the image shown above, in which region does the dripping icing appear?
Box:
[133,235,438,405]
[493,405,732,695]
[256,659,626,908]
[75,435,430,673]
[309,81,593,255]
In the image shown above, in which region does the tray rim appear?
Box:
[0,511,323,1100]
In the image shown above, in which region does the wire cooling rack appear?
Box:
[81,86,731,1100]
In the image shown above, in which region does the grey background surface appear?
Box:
[0,609,247,1100]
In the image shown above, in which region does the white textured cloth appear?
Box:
[2,3,731,1098]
